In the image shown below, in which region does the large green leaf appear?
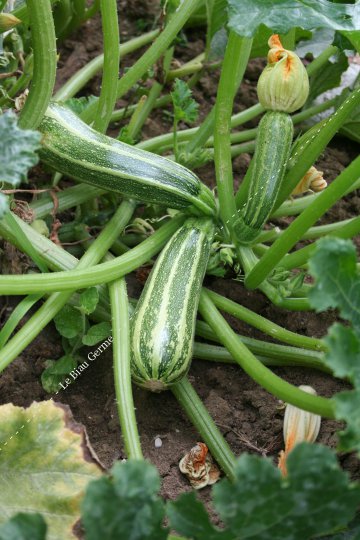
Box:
[308,238,360,332]
[0,111,41,218]
[309,237,360,454]
[82,460,168,540]
[167,493,231,540]
[0,111,41,185]
[307,51,349,102]
[168,444,360,539]
[0,401,102,539]
[227,0,359,37]
[0,513,46,540]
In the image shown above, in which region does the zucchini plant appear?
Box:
[1,0,360,538]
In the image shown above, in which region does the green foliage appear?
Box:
[80,287,99,315]
[82,460,168,540]
[337,73,360,143]
[227,0,360,37]
[0,111,41,218]
[168,444,360,539]
[171,78,199,125]
[0,401,101,538]
[0,513,46,540]
[65,95,98,116]
[82,321,111,346]
[46,289,106,392]
[54,304,83,339]
[41,355,78,393]
[309,237,360,453]
[307,51,349,103]
[309,238,360,331]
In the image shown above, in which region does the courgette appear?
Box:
[38,102,216,216]
[234,111,293,243]
[130,217,214,391]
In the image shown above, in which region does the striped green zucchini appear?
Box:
[234,111,293,243]
[130,217,214,391]
[38,102,216,216]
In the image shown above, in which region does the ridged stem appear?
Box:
[280,216,360,271]
[109,277,143,459]
[214,31,253,239]
[198,290,335,418]
[245,155,360,290]
[272,177,360,218]
[0,200,135,373]
[54,30,159,101]
[193,342,330,374]
[81,0,201,123]
[204,288,324,351]
[172,377,237,479]
[0,215,185,294]
[93,0,119,133]
[274,87,360,209]
[18,0,57,129]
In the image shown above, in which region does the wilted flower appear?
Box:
[0,13,21,33]
[257,35,309,113]
[291,166,327,196]
[179,442,220,489]
[278,385,321,476]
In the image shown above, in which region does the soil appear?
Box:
[1,0,360,524]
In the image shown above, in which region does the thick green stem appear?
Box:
[245,155,360,290]
[273,177,360,218]
[306,45,339,77]
[0,294,42,349]
[0,200,135,373]
[54,30,159,101]
[172,377,237,479]
[82,0,201,123]
[214,31,253,239]
[30,185,105,219]
[204,288,324,351]
[0,215,185,294]
[93,0,119,133]
[193,342,330,374]
[198,290,335,418]
[109,277,143,459]
[18,0,57,129]
[274,87,360,209]
[280,216,360,271]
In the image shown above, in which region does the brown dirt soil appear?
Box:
[1,0,360,525]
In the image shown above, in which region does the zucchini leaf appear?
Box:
[308,51,349,102]
[171,79,199,124]
[168,444,360,539]
[0,111,41,218]
[336,72,360,143]
[0,401,102,539]
[0,513,47,540]
[227,0,360,37]
[82,460,168,540]
[309,237,360,453]
[81,321,111,346]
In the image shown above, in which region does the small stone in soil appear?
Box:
[154,437,162,448]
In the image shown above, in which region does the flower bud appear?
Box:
[0,13,21,33]
[278,385,321,476]
[257,35,309,113]
[291,166,327,196]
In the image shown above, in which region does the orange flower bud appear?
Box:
[257,35,309,113]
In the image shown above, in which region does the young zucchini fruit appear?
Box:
[38,102,216,216]
[130,217,215,391]
[234,111,293,243]
[234,35,309,244]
